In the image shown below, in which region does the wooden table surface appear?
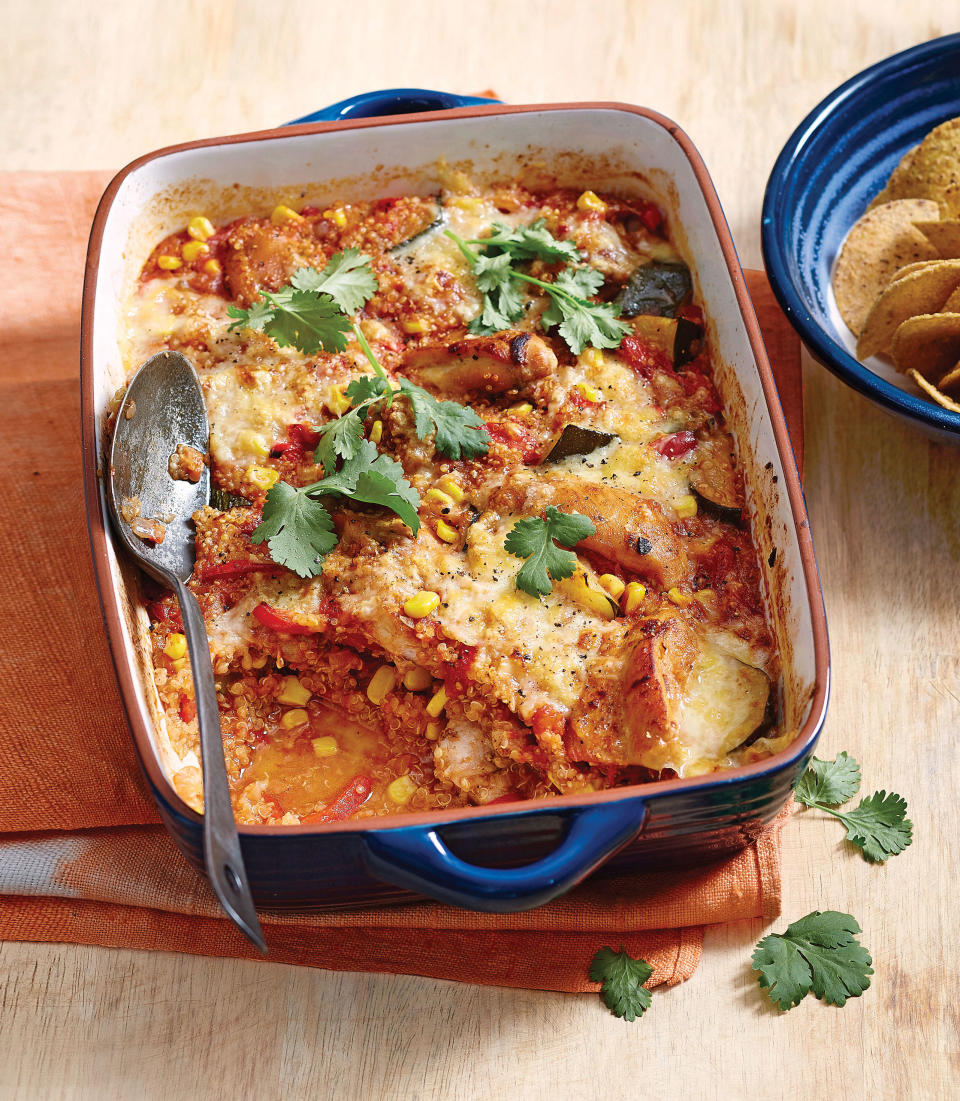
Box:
[3,2,958,1097]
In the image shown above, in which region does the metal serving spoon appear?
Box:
[107,350,266,953]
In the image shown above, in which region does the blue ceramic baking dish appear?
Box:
[82,90,829,913]
[762,34,960,443]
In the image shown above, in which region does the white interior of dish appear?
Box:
[89,107,819,795]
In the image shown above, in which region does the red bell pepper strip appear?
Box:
[619,335,674,379]
[652,431,697,459]
[252,602,324,635]
[300,775,374,824]
[198,560,286,581]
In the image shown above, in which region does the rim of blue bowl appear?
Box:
[761,33,960,436]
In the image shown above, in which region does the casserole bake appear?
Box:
[83,92,829,912]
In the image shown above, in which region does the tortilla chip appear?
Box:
[891,312,960,380]
[942,286,960,312]
[869,144,920,209]
[937,362,960,394]
[857,260,960,359]
[880,118,960,216]
[890,260,943,282]
[832,199,940,336]
[914,219,960,257]
[907,367,960,412]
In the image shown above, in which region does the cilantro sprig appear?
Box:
[253,439,420,577]
[795,752,913,863]
[226,251,490,576]
[446,220,630,354]
[504,506,596,597]
[227,249,384,373]
[589,947,653,1021]
[752,911,873,1011]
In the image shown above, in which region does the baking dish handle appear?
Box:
[362,796,647,912]
[287,88,500,126]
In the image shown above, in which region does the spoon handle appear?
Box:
[173,577,267,953]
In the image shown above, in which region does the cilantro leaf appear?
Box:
[795,752,912,863]
[291,249,378,315]
[345,375,390,405]
[227,299,274,332]
[752,911,873,1011]
[553,265,605,299]
[795,751,862,807]
[540,292,630,355]
[505,506,596,597]
[838,790,913,863]
[251,481,338,578]
[589,947,653,1022]
[228,287,351,355]
[467,252,527,334]
[474,219,581,263]
[398,378,491,459]
[313,408,366,475]
[250,440,420,577]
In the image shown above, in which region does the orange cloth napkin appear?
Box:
[0,172,802,992]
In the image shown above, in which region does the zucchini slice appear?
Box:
[688,432,743,524]
[210,487,251,511]
[389,195,446,255]
[542,424,617,463]
[616,261,692,318]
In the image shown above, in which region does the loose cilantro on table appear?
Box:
[589,947,653,1022]
[226,250,490,576]
[504,506,596,597]
[752,911,873,1011]
[446,220,630,354]
[795,752,913,863]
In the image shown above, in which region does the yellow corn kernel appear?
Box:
[326,384,351,416]
[281,708,309,729]
[403,667,433,692]
[312,736,338,757]
[239,430,270,458]
[436,476,464,502]
[181,239,209,262]
[558,570,617,620]
[369,419,383,444]
[668,587,693,607]
[203,257,222,276]
[323,206,348,228]
[580,347,604,370]
[402,317,428,334]
[424,721,442,741]
[270,204,304,225]
[387,774,418,805]
[577,190,607,213]
[675,494,698,519]
[404,591,440,619]
[424,488,455,508]
[171,657,187,673]
[187,216,215,241]
[506,402,533,416]
[450,196,485,213]
[435,519,458,544]
[576,382,603,403]
[366,665,397,705]
[599,574,625,600]
[248,466,279,490]
[426,685,448,718]
[157,255,182,270]
[622,581,647,614]
[278,677,312,706]
[163,632,187,660]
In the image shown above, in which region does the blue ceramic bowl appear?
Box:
[762,34,960,442]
